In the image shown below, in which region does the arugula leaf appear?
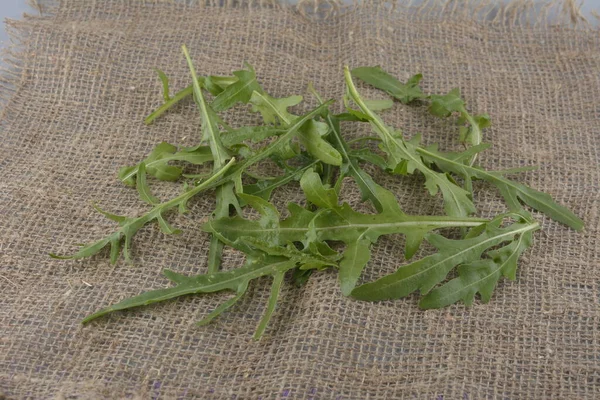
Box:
[136,163,160,205]
[429,88,491,148]
[211,64,262,112]
[82,224,337,339]
[297,119,342,166]
[233,101,334,173]
[81,255,296,332]
[363,99,394,111]
[419,223,534,308]
[206,170,488,295]
[50,158,236,263]
[348,148,388,171]
[300,169,338,208]
[250,91,342,166]
[344,66,476,217]
[351,66,426,104]
[221,126,285,148]
[155,68,171,101]
[429,88,490,165]
[309,84,385,212]
[250,91,302,124]
[243,160,318,201]
[118,142,213,186]
[352,67,490,167]
[428,88,465,118]
[417,145,584,230]
[351,212,540,302]
[253,270,285,340]
[183,45,240,274]
[292,268,313,287]
[183,47,231,168]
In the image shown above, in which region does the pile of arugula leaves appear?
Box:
[52,46,583,339]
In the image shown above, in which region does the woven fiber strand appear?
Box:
[1,0,599,398]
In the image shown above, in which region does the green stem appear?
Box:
[144,85,193,125]
[344,67,406,167]
[211,214,488,241]
[160,158,236,209]
[463,113,481,167]
[183,45,233,274]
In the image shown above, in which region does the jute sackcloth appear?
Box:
[1,0,599,398]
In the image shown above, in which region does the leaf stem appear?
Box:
[253,271,284,340]
[183,44,235,274]
[144,85,193,125]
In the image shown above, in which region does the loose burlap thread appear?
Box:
[1,0,599,398]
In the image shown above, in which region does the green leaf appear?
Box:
[339,237,371,295]
[82,256,296,324]
[459,113,491,146]
[206,180,488,295]
[344,67,476,217]
[52,158,236,264]
[92,203,127,223]
[428,86,491,165]
[82,238,330,338]
[250,91,302,125]
[136,163,160,205]
[184,62,230,168]
[183,45,240,274]
[253,271,285,340]
[157,213,182,235]
[204,75,239,96]
[363,98,394,111]
[155,68,171,101]
[221,126,285,148]
[118,142,213,185]
[239,237,339,269]
[308,85,384,212]
[351,66,425,104]
[236,101,335,171]
[419,226,534,308]
[50,235,116,261]
[292,268,313,287]
[417,146,584,230]
[243,160,318,201]
[211,64,262,112]
[429,88,465,118]
[351,214,539,302]
[144,69,240,125]
[296,120,342,166]
[144,76,237,125]
[197,281,248,326]
[348,148,388,170]
[250,90,342,166]
[299,169,338,209]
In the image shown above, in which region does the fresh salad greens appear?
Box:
[52,49,583,339]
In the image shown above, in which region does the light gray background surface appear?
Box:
[0,1,32,47]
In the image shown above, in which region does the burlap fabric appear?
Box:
[1,0,599,398]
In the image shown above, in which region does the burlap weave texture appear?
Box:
[1,0,599,398]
